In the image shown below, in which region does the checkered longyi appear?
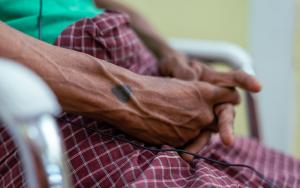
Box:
[1,11,300,188]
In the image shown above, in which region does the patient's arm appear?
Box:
[0,22,240,147]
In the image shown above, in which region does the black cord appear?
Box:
[38,0,43,40]
[82,126,279,188]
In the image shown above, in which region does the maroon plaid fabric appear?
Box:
[55,11,158,76]
[1,11,300,188]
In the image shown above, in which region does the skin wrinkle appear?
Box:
[138,96,207,129]
[92,106,204,129]
[44,70,106,96]
[142,120,166,145]
[127,79,211,129]
[83,106,169,121]
[80,91,206,144]
[14,36,28,61]
[189,82,205,103]
[137,95,201,114]
[112,86,202,129]
[90,61,162,118]
[91,75,208,128]
[25,41,70,83]
[95,67,205,129]
[135,109,204,128]
[42,55,133,112]
[148,108,193,143]
[172,125,193,145]
[43,74,113,111]
[141,106,205,126]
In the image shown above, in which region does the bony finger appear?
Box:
[215,104,235,146]
[189,61,262,93]
[211,70,261,93]
[181,131,211,162]
[210,85,240,105]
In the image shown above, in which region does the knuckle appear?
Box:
[233,91,241,104]
[224,88,240,105]
[200,110,214,125]
[198,82,215,102]
[193,82,208,99]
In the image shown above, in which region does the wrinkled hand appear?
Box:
[158,52,261,161]
[112,76,240,148]
[159,52,261,92]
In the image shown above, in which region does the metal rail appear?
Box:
[0,58,71,188]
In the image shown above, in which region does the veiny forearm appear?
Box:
[0,22,241,147]
[0,22,204,129]
[94,0,176,59]
[0,22,146,122]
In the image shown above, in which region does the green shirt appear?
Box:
[0,0,104,44]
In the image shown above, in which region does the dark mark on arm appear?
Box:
[111,84,132,103]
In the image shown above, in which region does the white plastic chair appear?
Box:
[0,59,71,188]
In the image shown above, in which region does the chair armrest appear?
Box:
[0,58,71,188]
[169,38,255,76]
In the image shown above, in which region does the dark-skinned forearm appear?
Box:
[0,22,242,147]
[0,22,147,123]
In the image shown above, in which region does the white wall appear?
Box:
[249,0,297,153]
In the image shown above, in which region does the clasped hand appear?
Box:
[110,51,260,162]
[158,52,261,161]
